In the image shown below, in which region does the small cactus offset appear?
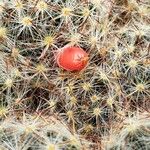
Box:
[0,0,150,150]
[0,112,91,150]
[101,111,150,150]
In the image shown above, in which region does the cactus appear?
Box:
[101,111,150,150]
[0,0,149,149]
[0,112,91,150]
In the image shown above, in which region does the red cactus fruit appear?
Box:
[56,46,89,71]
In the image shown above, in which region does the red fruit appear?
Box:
[56,46,89,71]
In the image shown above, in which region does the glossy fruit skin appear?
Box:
[56,46,88,71]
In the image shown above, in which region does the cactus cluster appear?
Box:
[0,0,150,149]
